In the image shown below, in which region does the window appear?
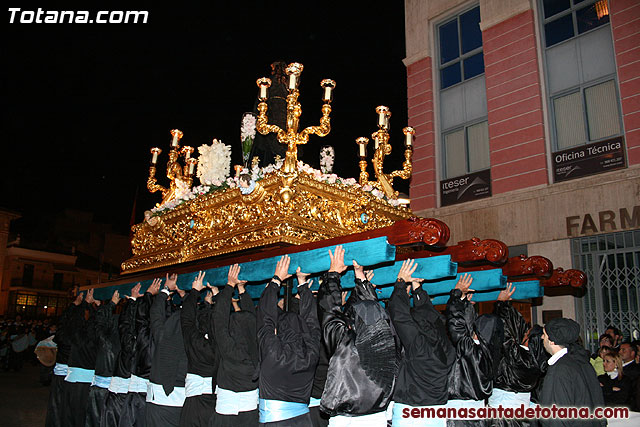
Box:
[542,0,610,48]
[438,6,484,89]
[53,272,63,290]
[444,121,490,178]
[22,264,34,287]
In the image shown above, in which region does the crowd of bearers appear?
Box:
[45,245,637,427]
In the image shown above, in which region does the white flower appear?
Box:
[241,114,257,141]
[197,139,232,185]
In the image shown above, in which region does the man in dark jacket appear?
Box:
[540,317,605,426]
[257,255,320,426]
[318,246,399,426]
[388,259,455,427]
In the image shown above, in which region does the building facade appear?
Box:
[404,0,639,349]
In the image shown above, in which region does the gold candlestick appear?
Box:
[147,129,192,205]
[255,62,335,202]
[357,107,414,199]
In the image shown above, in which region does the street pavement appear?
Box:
[0,362,49,427]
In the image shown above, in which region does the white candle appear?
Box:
[403,127,415,147]
[356,137,368,158]
[150,148,161,164]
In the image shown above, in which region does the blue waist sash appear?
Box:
[215,386,259,415]
[146,382,186,407]
[108,376,130,394]
[53,363,68,376]
[392,402,447,427]
[92,375,111,389]
[488,388,531,408]
[128,374,149,393]
[65,366,95,383]
[308,397,321,408]
[259,398,309,423]
[185,373,213,397]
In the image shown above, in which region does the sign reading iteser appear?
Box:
[440,169,491,207]
[552,137,626,183]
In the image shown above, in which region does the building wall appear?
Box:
[404,0,640,332]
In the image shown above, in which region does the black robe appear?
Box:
[539,347,605,427]
[146,292,187,427]
[120,292,153,427]
[85,301,120,427]
[179,289,218,427]
[257,280,320,425]
[598,373,632,407]
[212,285,259,427]
[318,273,399,417]
[45,302,75,427]
[101,298,136,427]
[388,280,455,407]
[63,301,99,427]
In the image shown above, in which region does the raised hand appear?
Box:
[365,270,374,282]
[455,273,473,295]
[398,259,424,289]
[74,292,84,306]
[192,271,206,291]
[111,290,120,305]
[328,245,347,274]
[131,283,143,299]
[296,267,311,287]
[148,278,162,295]
[86,288,95,304]
[165,273,178,291]
[274,255,292,282]
[341,291,349,306]
[497,282,516,301]
[204,290,213,305]
[353,260,366,281]
[207,283,219,296]
[228,264,247,288]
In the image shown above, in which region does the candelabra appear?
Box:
[147,129,198,205]
[356,106,415,199]
[255,62,336,203]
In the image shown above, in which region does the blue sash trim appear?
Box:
[308,397,321,408]
[128,374,149,393]
[392,402,447,427]
[185,373,213,397]
[53,363,68,376]
[108,376,130,394]
[146,382,186,407]
[65,366,95,383]
[215,386,259,415]
[259,398,309,423]
[92,375,111,389]
[488,388,531,408]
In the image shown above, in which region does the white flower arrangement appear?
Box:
[319,145,335,174]
[197,139,232,186]
[240,113,257,141]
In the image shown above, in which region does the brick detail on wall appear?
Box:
[407,56,437,212]
[483,9,548,194]
[611,0,640,166]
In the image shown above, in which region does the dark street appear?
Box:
[0,363,49,427]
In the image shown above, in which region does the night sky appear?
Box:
[4,1,409,236]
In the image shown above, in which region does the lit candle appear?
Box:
[234,165,243,177]
[182,146,194,160]
[187,158,197,176]
[150,147,162,164]
[286,63,303,91]
[376,106,390,129]
[403,127,415,147]
[170,129,183,147]
[356,137,368,158]
[256,77,272,101]
[321,79,336,102]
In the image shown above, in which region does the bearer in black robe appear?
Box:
[257,255,320,426]
[489,283,544,427]
[179,270,218,427]
[62,289,100,427]
[146,274,188,427]
[318,246,400,426]
[540,318,605,427]
[101,284,139,427]
[388,259,455,427]
[120,280,156,427]
[445,274,504,427]
[212,264,260,426]
[85,290,121,427]
[45,291,82,427]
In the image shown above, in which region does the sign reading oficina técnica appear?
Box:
[552,136,626,183]
[440,169,491,207]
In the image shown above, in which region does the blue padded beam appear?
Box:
[429,280,543,305]
[93,237,395,300]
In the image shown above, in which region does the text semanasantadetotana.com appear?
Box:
[402,405,629,420]
[8,8,148,24]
